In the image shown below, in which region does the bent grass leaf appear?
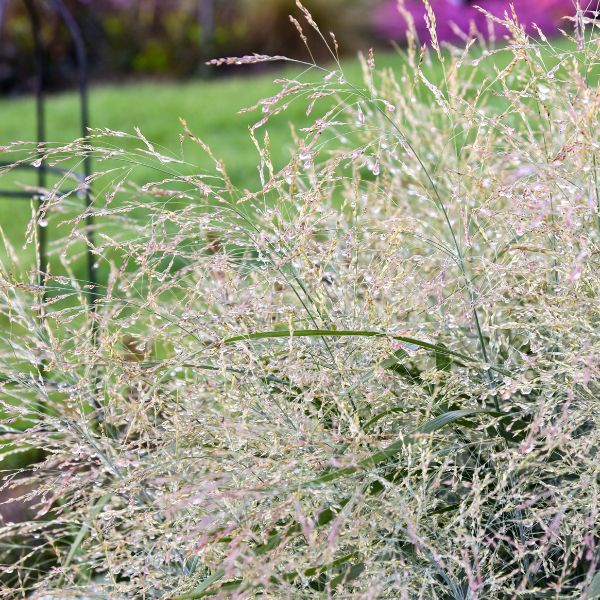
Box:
[328,560,365,590]
[380,347,409,369]
[381,348,424,385]
[223,329,511,376]
[418,409,502,433]
[434,342,453,372]
[364,406,413,431]
[60,493,113,583]
[305,408,502,486]
[175,570,226,600]
[177,553,360,598]
[427,502,461,516]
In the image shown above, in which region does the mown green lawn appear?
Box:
[0,40,578,275]
[0,53,409,272]
[0,53,408,189]
[0,68,292,265]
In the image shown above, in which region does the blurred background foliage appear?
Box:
[0,0,369,94]
[0,0,591,94]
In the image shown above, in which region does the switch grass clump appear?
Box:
[0,3,599,598]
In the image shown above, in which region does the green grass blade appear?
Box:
[434,343,453,372]
[174,570,226,600]
[364,406,412,432]
[60,493,113,584]
[418,409,502,434]
[223,328,511,376]
[184,553,361,598]
[304,408,503,486]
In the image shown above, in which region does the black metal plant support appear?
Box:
[0,0,96,307]
[0,0,102,415]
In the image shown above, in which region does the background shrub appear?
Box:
[0,0,366,94]
[374,0,593,43]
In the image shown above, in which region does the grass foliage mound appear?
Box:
[1,4,599,598]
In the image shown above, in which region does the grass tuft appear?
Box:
[0,3,599,598]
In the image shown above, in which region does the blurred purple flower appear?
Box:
[374,0,578,42]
